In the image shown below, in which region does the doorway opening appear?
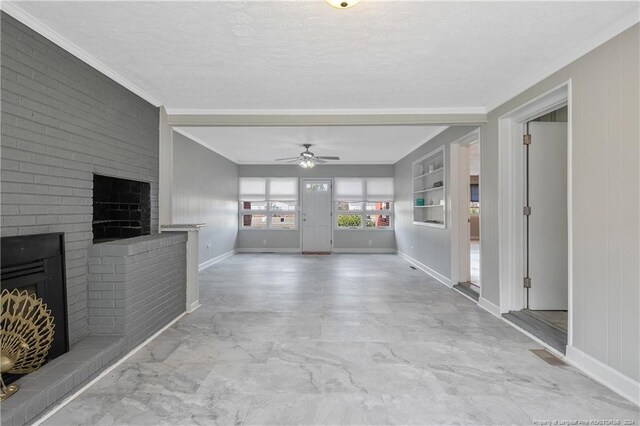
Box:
[451,128,481,301]
[503,104,569,353]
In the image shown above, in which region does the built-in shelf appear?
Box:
[414,222,446,228]
[414,186,444,194]
[413,167,444,179]
[412,146,446,229]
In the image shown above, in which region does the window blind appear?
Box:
[334,177,394,201]
[239,177,267,201]
[366,178,394,201]
[269,178,298,201]
[334,178,365,201]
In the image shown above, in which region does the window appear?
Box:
[334,178,394,230]
[239,178,298,229]
[337,202,363,228]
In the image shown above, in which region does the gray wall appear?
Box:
[394,127,477,278]
[87,233,186,349]
[0,12,160,344]
[172,132,238,265]
[480,23,639,381]
[238,164,395,251]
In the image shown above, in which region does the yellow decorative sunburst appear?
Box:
[1,289,55,400]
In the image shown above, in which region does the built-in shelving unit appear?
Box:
[412,146,446,228]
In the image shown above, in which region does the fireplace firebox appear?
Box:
[93,174,151,243]
[0,233,69,385]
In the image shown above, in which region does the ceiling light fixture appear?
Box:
[300,159,316,169]
[325,0,360,9]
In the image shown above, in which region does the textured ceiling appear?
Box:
[8,1,639,111]
[174,125,448,164]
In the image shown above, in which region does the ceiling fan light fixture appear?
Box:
[300,159,315,169]
[325,0,360,9]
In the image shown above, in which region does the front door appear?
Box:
[302,179,332,253]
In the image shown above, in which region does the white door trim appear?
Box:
[450,128,481,288]
[497,81,572,346]
[301,178,334,253]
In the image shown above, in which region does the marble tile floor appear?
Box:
[43,254,638,425]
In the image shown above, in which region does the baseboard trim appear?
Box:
[32,311,187,425]
[332,248,396,254]
[187,301,201,313]
[237,248,301,253]
[478,296,502,318]
[396,250,452,288]
[198,249,237,271]
[565,346,640,406]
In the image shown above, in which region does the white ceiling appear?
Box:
[6,1,638,112]
[175,125,448,164]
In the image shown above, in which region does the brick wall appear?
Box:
[87,234,186,350]
[0,12,160,343]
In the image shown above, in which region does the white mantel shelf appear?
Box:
[161,223,206,230]
[160,223,206,313]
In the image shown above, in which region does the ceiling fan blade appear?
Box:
[315,156,340,160]
[275,156,301,161]
[312,158,327,164]
[286,159,302,164]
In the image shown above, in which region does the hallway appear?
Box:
[43,254,638,425]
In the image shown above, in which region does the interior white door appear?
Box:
[302,179,332,253]
[459,145,471,283]
[527,122,568,310]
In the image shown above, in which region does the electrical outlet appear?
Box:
[206,243,211,250]
[368,240,373,246]
[262,239,267,246]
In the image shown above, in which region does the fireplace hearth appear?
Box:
[93,174,151,243]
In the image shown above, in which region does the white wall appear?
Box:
[480,24,639,383]
[393,127,478,282]
[237,164,396,251]
[172,131,239,264]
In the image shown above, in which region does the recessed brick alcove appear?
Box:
[92,174,151,243]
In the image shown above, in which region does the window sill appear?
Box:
[239,228,299,231]
[335,228,394,231]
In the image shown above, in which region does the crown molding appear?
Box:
[166,112,487,127]
[485,10,640,113]
[165,107,488,116]
[1,2,163,107]
[172,127,239,164]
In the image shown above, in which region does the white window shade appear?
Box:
[334,178,365,201]
[239,177,266,201]
[269,178,298,201]
[366,178,394,201]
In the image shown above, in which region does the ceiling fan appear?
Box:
[275,144,340,168]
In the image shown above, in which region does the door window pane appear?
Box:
[305,183,329,192]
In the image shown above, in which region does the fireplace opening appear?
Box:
[93,174,151,243]
[1,233,69,385]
